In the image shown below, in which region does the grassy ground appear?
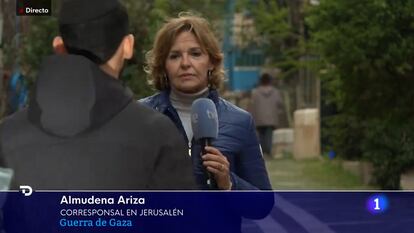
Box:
[265,157,378,190]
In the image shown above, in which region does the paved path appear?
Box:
[265,158,375,190]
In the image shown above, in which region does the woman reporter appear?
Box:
[140,13,272,191]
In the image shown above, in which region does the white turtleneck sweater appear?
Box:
[170,87,209,144]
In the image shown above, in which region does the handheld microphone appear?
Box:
[191,98,218,189]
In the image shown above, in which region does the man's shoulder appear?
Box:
[0,109,33,155]
[138,93,162,108]
[0,109,30,133]
[1,109,28,123]
[121,101,179,135]
[125,100,165,123]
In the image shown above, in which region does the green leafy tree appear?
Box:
[20,17,58,86]
[308,0,414,189]
[240,0,299,77]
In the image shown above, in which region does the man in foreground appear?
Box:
[0,0,195,190]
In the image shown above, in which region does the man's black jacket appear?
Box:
[0,55,195,190]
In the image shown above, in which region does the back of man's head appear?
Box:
[58,0,129,64]
[259,73,272,86]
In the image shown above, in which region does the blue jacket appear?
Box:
[140,89,272,190]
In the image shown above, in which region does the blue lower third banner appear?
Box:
[0,191,413,233]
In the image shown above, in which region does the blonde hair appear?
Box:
[145,12,225,91]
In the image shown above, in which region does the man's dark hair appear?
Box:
[259,73,272,85]
[58,0,129,64]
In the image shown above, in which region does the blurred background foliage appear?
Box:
[308,0,414,189]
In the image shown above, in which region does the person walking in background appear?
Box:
[140,13,272,191]
[0,0,195,190]
[250,73,284,158]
